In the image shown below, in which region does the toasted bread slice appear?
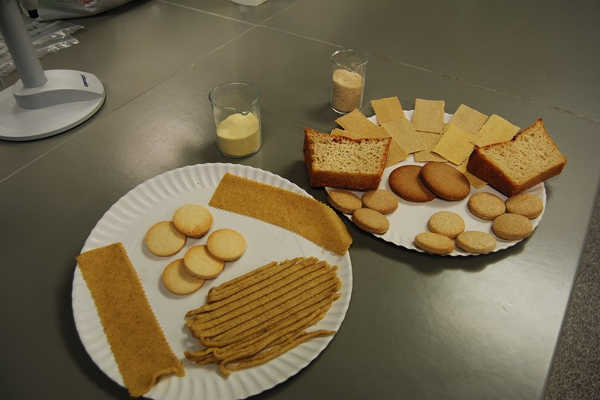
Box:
[467,119,566,196]
[303,128,390,190]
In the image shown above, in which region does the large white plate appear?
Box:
[326,111,546,256]
[72,163,352,399]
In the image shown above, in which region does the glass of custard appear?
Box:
[208,82,262,158]
[330,49,368,114]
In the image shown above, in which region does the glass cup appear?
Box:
[208,82,262,158]
[330,49,368,114]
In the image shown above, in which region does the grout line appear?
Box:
[0,140,73,185]
[258,24,342,48]
[259,1,298,24]
[158,0,257,26]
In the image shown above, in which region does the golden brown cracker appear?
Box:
[475,114,520,147]
[448,104,488,134]
[209,173,352,255]
[382,119,427,154]
[412,99,445,133]
[77,243,184,397]
[432,123,475,165]
[371,96,407,124]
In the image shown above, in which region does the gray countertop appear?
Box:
[1,1,599,399]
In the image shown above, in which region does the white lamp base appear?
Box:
[0,69,105,141]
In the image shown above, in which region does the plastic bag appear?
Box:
[38,0,135,20]
[0,20,83,77]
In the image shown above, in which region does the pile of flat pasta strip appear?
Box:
[184,257,342,376]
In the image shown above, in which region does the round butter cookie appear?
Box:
[145,221,187,257]
[162,259,205,295]
[183,245,224,279]
[206,229,247,261]
[492,213,533,240]
[352,208,390,234]
[456,231,497,254]
[427,211,465,239]
[414,232,454,255]
[420,162,470,201]
[388,165,435,202]
[327,189,362,214]
[468,192,506,220]
[173,204,213,238]
[362,189,399,214]
[505,193,544,219]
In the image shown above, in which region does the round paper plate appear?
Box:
[325,111,545,256]
[72,163,352,399]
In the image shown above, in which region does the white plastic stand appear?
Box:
[0,0,105,141]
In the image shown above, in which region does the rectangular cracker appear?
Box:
[412,98,445,133]
[76,243,185,397]
[475,114,520,147]
[335,109,385,136]
[209,173,352,255]
[330,128,364,139]
[334,109,407,166]
[371,97,407,124]
[381,119,427,154]
[455,160,487,188]
[448,104,488,134]
[432,123,475,165]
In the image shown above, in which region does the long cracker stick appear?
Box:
[207,258,311,302]
[188,260,326,320]
[202,293,338,347]
[188,262,330,325]
[192,273,338,337]
[219,330,336,376]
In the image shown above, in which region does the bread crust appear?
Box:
[303,128,391,190]
[467,119,566,196]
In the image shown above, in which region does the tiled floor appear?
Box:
[1,1,598,399]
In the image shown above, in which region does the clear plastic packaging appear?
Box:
[0,19,83,77]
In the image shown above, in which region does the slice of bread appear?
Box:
[467,118,566,196]
[303,128,391,190]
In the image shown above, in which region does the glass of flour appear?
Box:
[208,82,262,158]
[330,49,368,114]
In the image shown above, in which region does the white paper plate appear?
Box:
[72,163,352,399]
[325,111,546,256]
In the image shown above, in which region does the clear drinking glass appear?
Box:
[208,82,262,158]
[330,49,368,114]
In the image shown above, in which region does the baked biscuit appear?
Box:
[352,208,389,234]
[388,165,435,202]
[162,259,205,295]
[492,213,533,240]
[420,162,470,200]
[456,231,497,254]
[145,221,187,257]
[505,193,544,219]
[206,229,247,262]
[173,204,213,238]
[362,189,398,214]
[414,232,454,255]
[327,190,362,214]
[468,192,506,220]
[183,245,225,279]
[427,211,465,239]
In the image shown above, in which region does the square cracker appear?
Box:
[412,98,445,133]
[475,114,520,147]
[432,123,475,165]
[414,151,446,162]
[330,128,363,139]
[448,104,488,134]
[455,160,487,188]
[381,119,427,154]
[413,131,445,162]
[335,110,407,166]
[371,97,407,124]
